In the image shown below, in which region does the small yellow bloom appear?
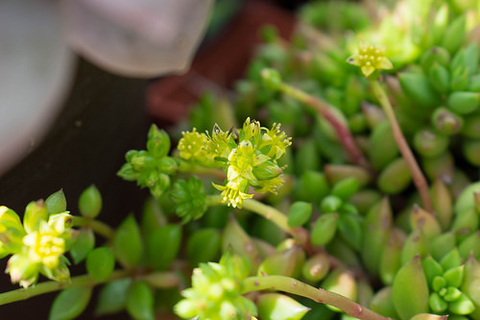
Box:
[213,178,253,209]
[347,43,393,77]
[23,222,65,269]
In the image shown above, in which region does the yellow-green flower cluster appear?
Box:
[177,128,215,166]
[177,118,291,208]
[175,251,256,320]
[347,43,393,77]
[0,201,74,288]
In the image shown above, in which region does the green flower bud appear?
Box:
[257,293,310,320]
[171,177,207,223]
[361,198,392,276]
[302,252,330,283]
[429,63,450,93]
[287,201,312,228]
[430,179,453,231]
[448,91,480,114]
[392,255,429,320]
[6,253,40,288]
[431,107,464,135]
[421,46,451,73]
[23,200,48,233]
[45,189,67,215]
[252,160,282,181]
[370,287,399,319]
[86,247,115,282]
[441,15,466,54]
[311,213,338,247]
[320,195,343,213]
[260,68,282,91]
[463,139,480,166]
[378,158,412,194]
[157,156,178,175]
[380,228,405,285]
[322,269,357,312]
[146,124,170,158]
[440,248,462,271]
[410,204,442,239]
[368,121,399,170]
[398,72,440,109]
[413,128,449,158]
[78,185,102,218]
[462,114,480,138]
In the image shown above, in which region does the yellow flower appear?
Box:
[347,43,393,77]
[23,221,65,270]
[213,177,253,209]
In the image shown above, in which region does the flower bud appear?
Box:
[78,185,102,218]
[257,293,310,320]
[23,200,48,233]
[253,160,283,181]
[146,124,170,158]
[311,213,338,247]
[302,252,330,283]
[392,255,429,320]
[287,201,312,228]
[378,158,412,194]
[361,198,392,276]
[431,107,464,135]
[157,156,178,175]
[413,128,449,158]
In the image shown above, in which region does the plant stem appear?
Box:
[0,270,129,305]
[72,216,115,240]
[242,275,390,320]
[279,82,371,170]
[370,80,433,213]
[242,199,309,246]
[178,161,226,180]
[0,270,180,305]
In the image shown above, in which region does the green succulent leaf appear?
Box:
[49,286,93,320]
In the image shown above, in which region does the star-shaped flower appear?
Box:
[347,43,393,77]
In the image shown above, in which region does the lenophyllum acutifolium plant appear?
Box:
[0,194,74,288]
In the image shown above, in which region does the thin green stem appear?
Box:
[0,270,129,305]
[72,216,115,240]
[370,80,433,213]
[279,83,371,170]
[242,275,390,320]
[177,161,226,180]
